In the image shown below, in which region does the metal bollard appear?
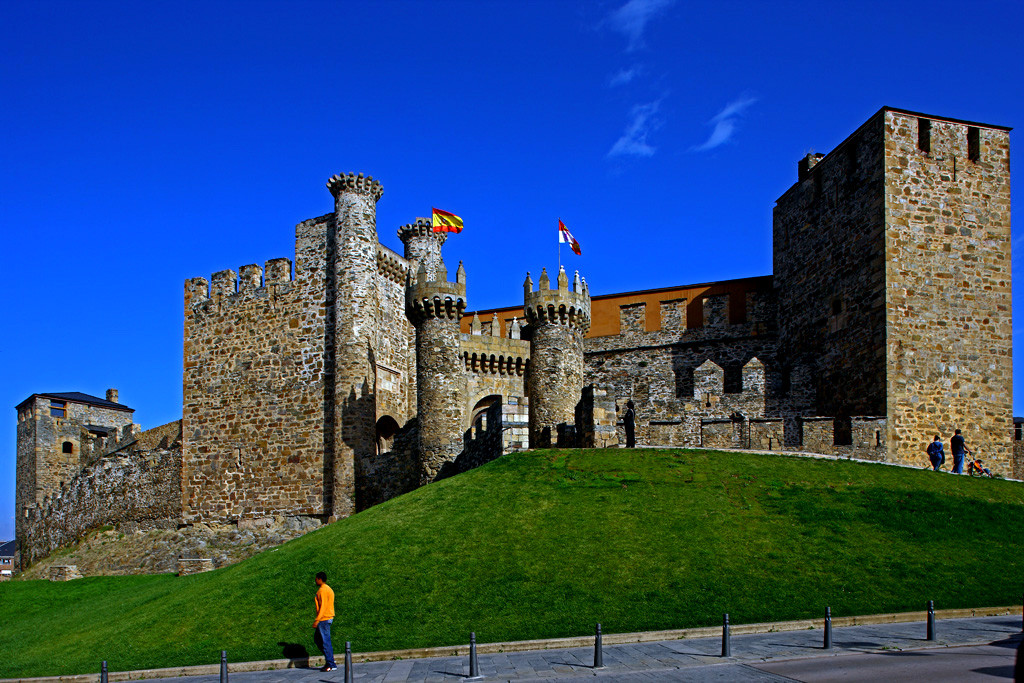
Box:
[344,641,353,683]
[100,661,108,683]
[824,607,832,649]
[721,613,731,657]
[467,632,482,680]
[594,623,604,668]
[220,650,228,683]
[926,600,935,641]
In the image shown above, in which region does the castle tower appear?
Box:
[398,218,447,278]
[326,172,384,518]
[524,266,592,447]
[406,257,467,482]
[774,108,1012,471]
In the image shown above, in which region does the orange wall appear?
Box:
[460,276,773,339]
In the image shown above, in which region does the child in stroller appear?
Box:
[968,457,993,477]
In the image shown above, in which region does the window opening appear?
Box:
[62,441,73,454]
[50,401,67,418]
[967,126,980,162]
[917,118,931,154]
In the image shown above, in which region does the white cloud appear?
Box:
[606,0,675,51]
[694,95,757,151]
[608,67,640,87]
[608,100,662,158]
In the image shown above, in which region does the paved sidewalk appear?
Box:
[135,614,1022,682]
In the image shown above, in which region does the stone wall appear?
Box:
[578,385,618,448]
[774,113,888,423]
[881,111,1013,471]
[20,446,182,566]
[183,229,331,524]
[1013,439,1023,480]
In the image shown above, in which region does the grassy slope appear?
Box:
[1,449,1022,677]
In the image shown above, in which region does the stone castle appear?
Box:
[14,107,1017,569]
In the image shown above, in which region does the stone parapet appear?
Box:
[406,261,467,325]
[523,267,591,334]
[326,172,383,202]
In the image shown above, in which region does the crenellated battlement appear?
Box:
[377,245,409,285]
[460,334,530,376]
[406,259,467,324]
[523,266,591,334]
[185,258,295,307]
[398,218,447,246]
[326,172,384,201]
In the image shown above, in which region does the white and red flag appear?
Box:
[558,219,582,255]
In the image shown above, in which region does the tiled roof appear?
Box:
[16,392,133,412]
[0,540,17,557]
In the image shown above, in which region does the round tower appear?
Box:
[326,171,384,519]
[524,266,591,447]
[398,218,447,278]
[406,257,467,482]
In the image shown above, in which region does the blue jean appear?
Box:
[952,452,965,474]
[315,619,336,668]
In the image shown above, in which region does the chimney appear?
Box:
[798,152,825,181]
[106,388,119,404]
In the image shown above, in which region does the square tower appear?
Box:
[774,107,1012,470]
[15,391,134,548]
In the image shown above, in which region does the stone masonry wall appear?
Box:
[21,447,182,566]
[773,113,888,423]
[585,292,777,448]
[461,332,530,428]
[183,216,332,525]
[882,111,1013,472]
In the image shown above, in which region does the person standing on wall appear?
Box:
[949,428,971,474]
[926,435,945,471]
[312,571,337,672]
[624,400,636,448]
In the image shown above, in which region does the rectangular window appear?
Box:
[968,126,980,162]
[49,400,66,418]
[917,118,931,154]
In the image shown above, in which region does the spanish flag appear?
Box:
[432,207,464,233]
[559,219,582,255]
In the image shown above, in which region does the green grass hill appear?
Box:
[2,448,1022,678]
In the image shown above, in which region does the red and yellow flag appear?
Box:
[432,208,464,233]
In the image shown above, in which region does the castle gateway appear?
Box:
[16,107,1015,568]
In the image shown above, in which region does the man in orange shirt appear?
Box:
[313,571,337,672]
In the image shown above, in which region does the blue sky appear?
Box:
[1,0,1021,540]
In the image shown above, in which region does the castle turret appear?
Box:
[524,266,591,447]
[398,218,447,279]
[326,172,384,519]
[406,256,467,482]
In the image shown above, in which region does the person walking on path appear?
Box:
[313,571,337,672]
[926,435,945,471]
[624,400,636,448]
[950,429,972,474]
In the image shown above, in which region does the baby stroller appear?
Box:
[967,456,992,478]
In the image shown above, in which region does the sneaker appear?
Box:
[321,665,337,672]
